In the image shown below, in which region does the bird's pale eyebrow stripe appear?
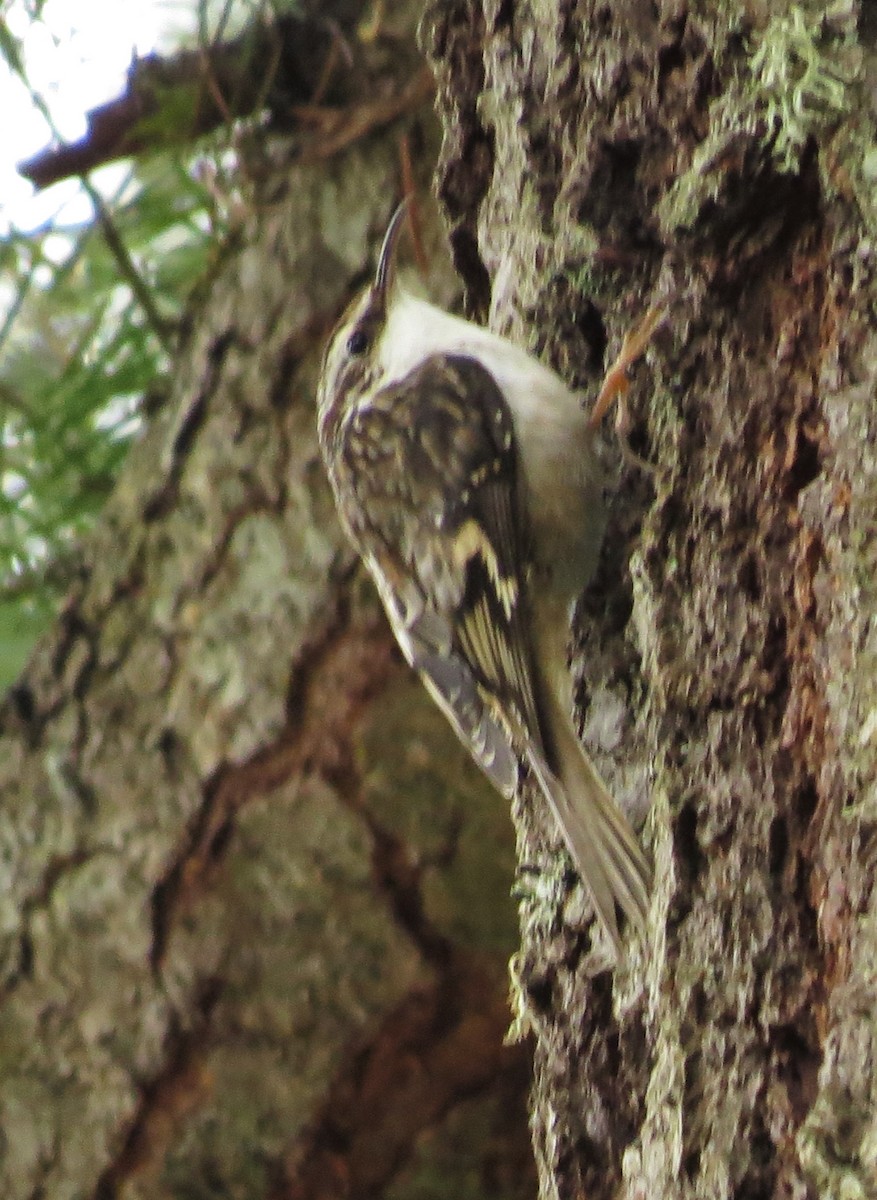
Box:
[452,518,518,619]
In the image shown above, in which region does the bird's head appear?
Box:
[316,201,408,447]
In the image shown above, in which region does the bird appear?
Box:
[316,201,655,958]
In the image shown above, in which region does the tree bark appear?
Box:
[0,6,533,1199]
[426,1,877,1197]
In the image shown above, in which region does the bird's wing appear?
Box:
[334,351,652,957]
[338,353,544,794]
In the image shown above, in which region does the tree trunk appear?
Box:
[0,6,534,1199]
[426,1,877,1197]
[4,1,877,1199]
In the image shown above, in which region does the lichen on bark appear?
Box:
[0,5,533,1197]
[425,1,877,1197]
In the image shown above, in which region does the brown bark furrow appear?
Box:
[279,953,530,1200]
[148,594,399,969]
[92,977,222,1200]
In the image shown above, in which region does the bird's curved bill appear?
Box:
[375,200,409,298]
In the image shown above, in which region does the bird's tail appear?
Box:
[528,696,652,959]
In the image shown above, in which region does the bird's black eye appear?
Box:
[346,329,369,356]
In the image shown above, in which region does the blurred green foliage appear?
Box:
[0,9,239,689]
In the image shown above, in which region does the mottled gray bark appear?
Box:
[0,6,534,1199]
[426,1,877,1197]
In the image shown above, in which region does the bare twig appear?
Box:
[295,65,434,164]
[399,132,428,276]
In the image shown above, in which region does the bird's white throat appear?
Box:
[376,292,584,430]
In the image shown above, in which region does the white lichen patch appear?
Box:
[749,5,858,172]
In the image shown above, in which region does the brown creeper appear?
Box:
[316,203,653,957]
